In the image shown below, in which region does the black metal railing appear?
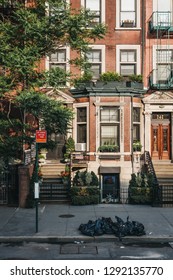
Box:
[144,151,159,187]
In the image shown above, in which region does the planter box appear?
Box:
[99,154,120,160]
[121,22,134,28]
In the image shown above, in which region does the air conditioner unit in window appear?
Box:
[75,143,86,152]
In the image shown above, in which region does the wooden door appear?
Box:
[151,123,170,160]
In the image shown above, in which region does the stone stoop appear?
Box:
[153,161,173,185]
[40,162,66,179]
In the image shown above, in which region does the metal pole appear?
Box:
[35,142,39,233]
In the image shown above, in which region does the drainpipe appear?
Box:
[131,95,134,173]
[141,0,145,77]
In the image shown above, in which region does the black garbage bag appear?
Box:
[79,215,145,240]
[79,218,104,236]
[113,216,146,240]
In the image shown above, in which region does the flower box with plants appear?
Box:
[73,71,143,90]
[70,170,100,205]
[98,145,119,153]
[128,173,154,204]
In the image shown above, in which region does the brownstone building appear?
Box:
[42,0,173,203]
[2,1,173,205]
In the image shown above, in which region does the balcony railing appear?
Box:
[149,12,173,33]
[149,69,173,89]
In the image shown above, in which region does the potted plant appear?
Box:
[133,141,142,152]
[70,170,100,205]
[128,172,154,204]
[63,136,75,162]
[61,171,70,185]
[61,165,70,185]
[39,148,48,160]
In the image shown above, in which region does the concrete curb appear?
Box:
[0,235,173,244]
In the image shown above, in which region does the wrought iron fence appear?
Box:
[152,185,173,207]
[0,165,19,205]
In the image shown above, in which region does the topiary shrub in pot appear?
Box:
[128,172,154,205]
[70,170,100,205]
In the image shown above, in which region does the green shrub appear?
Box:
[98,145,119,152]
[128,172,155,204]
[73,170,99,186]
[70,186,100,205]
[99,72,123,82]
[73,72,93,87]
[71,194,99,205]
[129,74,143,83]
[129,187,153,204]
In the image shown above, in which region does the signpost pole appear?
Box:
[34,130,47,233]
[35,142,39,233]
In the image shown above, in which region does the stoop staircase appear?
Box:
[152,160,173,206]
[144,152,173,206]
[40,162,70,203]
[152,160,173,186]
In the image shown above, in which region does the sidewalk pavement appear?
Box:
[0,203,173,243]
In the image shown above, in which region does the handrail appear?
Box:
[144,151,159,187]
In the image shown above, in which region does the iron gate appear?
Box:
[0,165,19,205]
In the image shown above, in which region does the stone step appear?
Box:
[40,163,66,180]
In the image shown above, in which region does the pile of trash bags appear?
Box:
[79,216,145,241]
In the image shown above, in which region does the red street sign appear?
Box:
[36,130,47,143]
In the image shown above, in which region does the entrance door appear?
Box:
[47,133,65,160]
[102,174,120,203]
[151,113,170,160]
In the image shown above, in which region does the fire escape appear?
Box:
[149,11,173,89]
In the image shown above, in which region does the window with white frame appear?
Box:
[133,107,140,142]
[86,49,102,79]
[81,0,105,24]
[85,0,101,25]
[116,0,140,29]
[100,107,120,149]
[120,50,137,76]
[153,0,172,11]
[116,45,140,76]
[156,49,173,84]
[120,0,136,27]
[49,49,67,71]
[77,107,87,143]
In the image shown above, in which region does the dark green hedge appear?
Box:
[129,187,153,204]
[70,186,100,205]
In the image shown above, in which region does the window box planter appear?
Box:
[98,145,119,153]
[98,154,120,160]
[121,21,135,28]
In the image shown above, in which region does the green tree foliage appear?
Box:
[0,0,106,161]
